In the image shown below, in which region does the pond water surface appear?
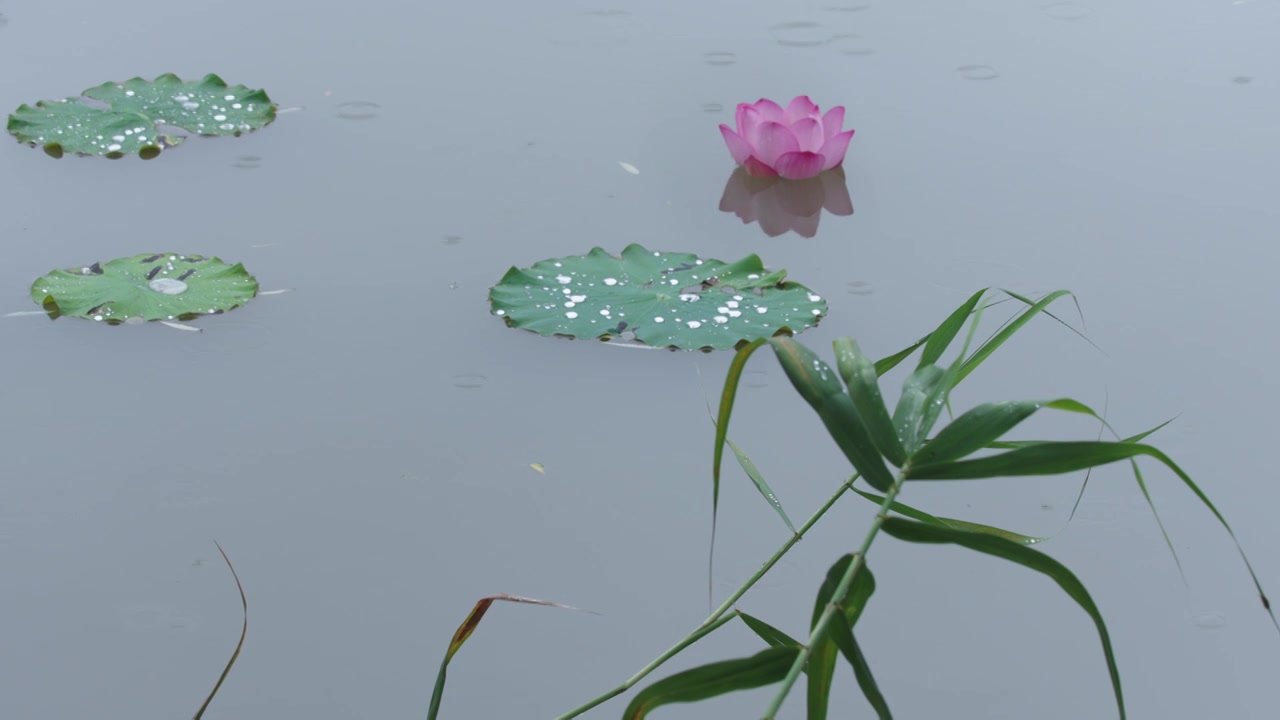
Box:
[2,1,1278,718]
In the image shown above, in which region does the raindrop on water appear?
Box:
[771,21,830,47]
[232,155,261,170]
[830,34,875,56]
[846,281,874,295]
[335,101,381,120]
[703,51,737,66]
[1233,76,1254,84]
[452,374,488,389]
[701,102,725,114]
[1192,611,1227,629]
[957,65,1000,80]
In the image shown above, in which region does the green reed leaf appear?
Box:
[711,338,770,599]
[920,289,988,368]
[771,338,895,492]
[834,338,907,467]
[828,612,891,720]
[852,488,1047,544]
[725,436,796,533]
[808,555,877,720]
[881,518,1124,719]
[892,365,945,455]
[905,440,1278,631]
[873,336,927,377]
[738,611,801,649]
[912,400,1043,466]
[955,290,1074,386]
[623,646,800,720]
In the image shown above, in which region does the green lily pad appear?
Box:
[30,253,259,323]
[7,73,276,159]
[489,244,828,351]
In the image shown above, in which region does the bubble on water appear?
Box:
[958,65,1000,80]
[149,278,188,295]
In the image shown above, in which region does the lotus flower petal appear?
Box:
[753,121,800,167]
[739,106,766,146]
[720,97,856,177]
[820,106,845,139]
[751,98,786,122]
[719,125,754,165]
[774,151,826,180]
[789,118,824,152]
[742,156,778,177]
[784,96,820,123]
[817,129,855,171]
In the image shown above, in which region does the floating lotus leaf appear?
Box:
[489,244,828,351]
[7,73,275,159]
[30,253,259,323]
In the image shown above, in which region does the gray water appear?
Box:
[2,1,1278,718]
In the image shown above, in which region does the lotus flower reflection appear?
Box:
[718,96,854,180]
[719,167,853,238]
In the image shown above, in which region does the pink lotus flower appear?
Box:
[719,96,854,180]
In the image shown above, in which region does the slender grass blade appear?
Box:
[192,542,246,720]
[428,594,589,720]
